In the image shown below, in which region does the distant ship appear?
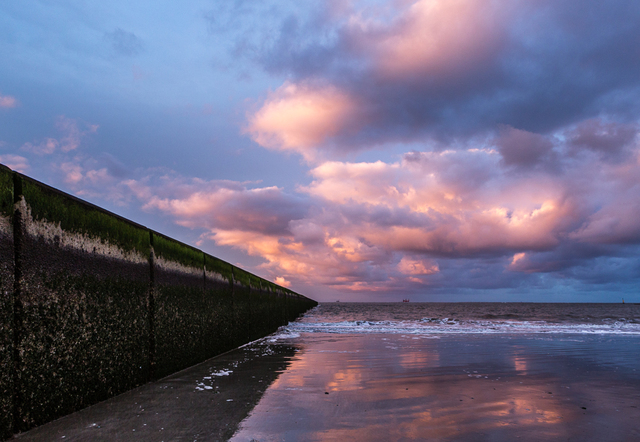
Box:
[402,299,409,302]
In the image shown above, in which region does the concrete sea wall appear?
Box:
[0,164,317,439]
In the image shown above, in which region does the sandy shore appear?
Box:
[12,342,297,441]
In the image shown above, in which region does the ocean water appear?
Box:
[231,303,640,441]
[277,302,640,337]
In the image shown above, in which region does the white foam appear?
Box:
[277,318,640,337]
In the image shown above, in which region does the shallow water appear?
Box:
[232,304,640,441]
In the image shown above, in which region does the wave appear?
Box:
[282,318,640,336]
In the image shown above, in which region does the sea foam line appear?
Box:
[280,319,640,336]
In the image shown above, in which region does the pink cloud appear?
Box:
[274,276,291,288]
[247,83,360,160]
[245,0,517,158]
[41,131,640,295]
[370,0,507,79]
[397,257,439,275]
[119,149,569,289]
[19,116,98,156]
[303,151,574,256]
[21,138,58,155]
[0,94,18,108]
[0,155,29,173]
[56,116,98,152]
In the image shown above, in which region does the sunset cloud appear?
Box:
[57,124,639,296]
[246,0,640,156]
[0,155,29,173]
[56,116,98,152]
[397,257,439,276]
[21,116,98,155]
[371,0,507,79]
[247,83,360,160]
[0,94,18,108]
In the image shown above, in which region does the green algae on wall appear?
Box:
[20,176,150,255]
[205,254,234,283]
[0,165,12,217]
[152,231,203,269]
[232,266,252,288]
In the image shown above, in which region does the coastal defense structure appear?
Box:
[0,164,317,439]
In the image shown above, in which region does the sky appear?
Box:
[1,0,640,302]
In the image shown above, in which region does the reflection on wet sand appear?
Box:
[14,342,298,441]
[232,334,640,441]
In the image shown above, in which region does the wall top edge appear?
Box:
[16,171,149,233]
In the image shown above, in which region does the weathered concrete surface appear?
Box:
[12,339,298,441]
[203,256,236,360]
[0,166,14,440]
[14,176,151,432]
[152,233,207,379]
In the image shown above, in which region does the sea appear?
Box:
[277,302,640,337]
[231,303,640,442]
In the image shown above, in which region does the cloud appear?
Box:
[0,94,18,108]
[303,153,578,258]
[105,28,144,56]
[369,0,507,80]
[21,138,58,155]
[274,276,291,288]
[566,118,638,161]
[85,128,637,294]
[56,116,98,152]
[141,183,308,235]
[0,155,29,173]
[494,126,556,169]
[246,82,361,160]
[397,257,439,276]
[245,0,640,158]
[20,116,98,155]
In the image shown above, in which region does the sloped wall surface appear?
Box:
[0,164,317,439]
[0,167,14,440]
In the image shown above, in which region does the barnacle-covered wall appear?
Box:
[0,166,14,440]
[0,164,317,439]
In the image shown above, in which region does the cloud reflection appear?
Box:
[232,334,639,441]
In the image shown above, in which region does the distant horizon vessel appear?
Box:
[403,299,409,302]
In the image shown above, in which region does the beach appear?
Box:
[233,333,640,441]
[15,303,640,441]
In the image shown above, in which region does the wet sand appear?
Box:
[232,334,640,441]
[13,333,640,441]
[12,343,298,441]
